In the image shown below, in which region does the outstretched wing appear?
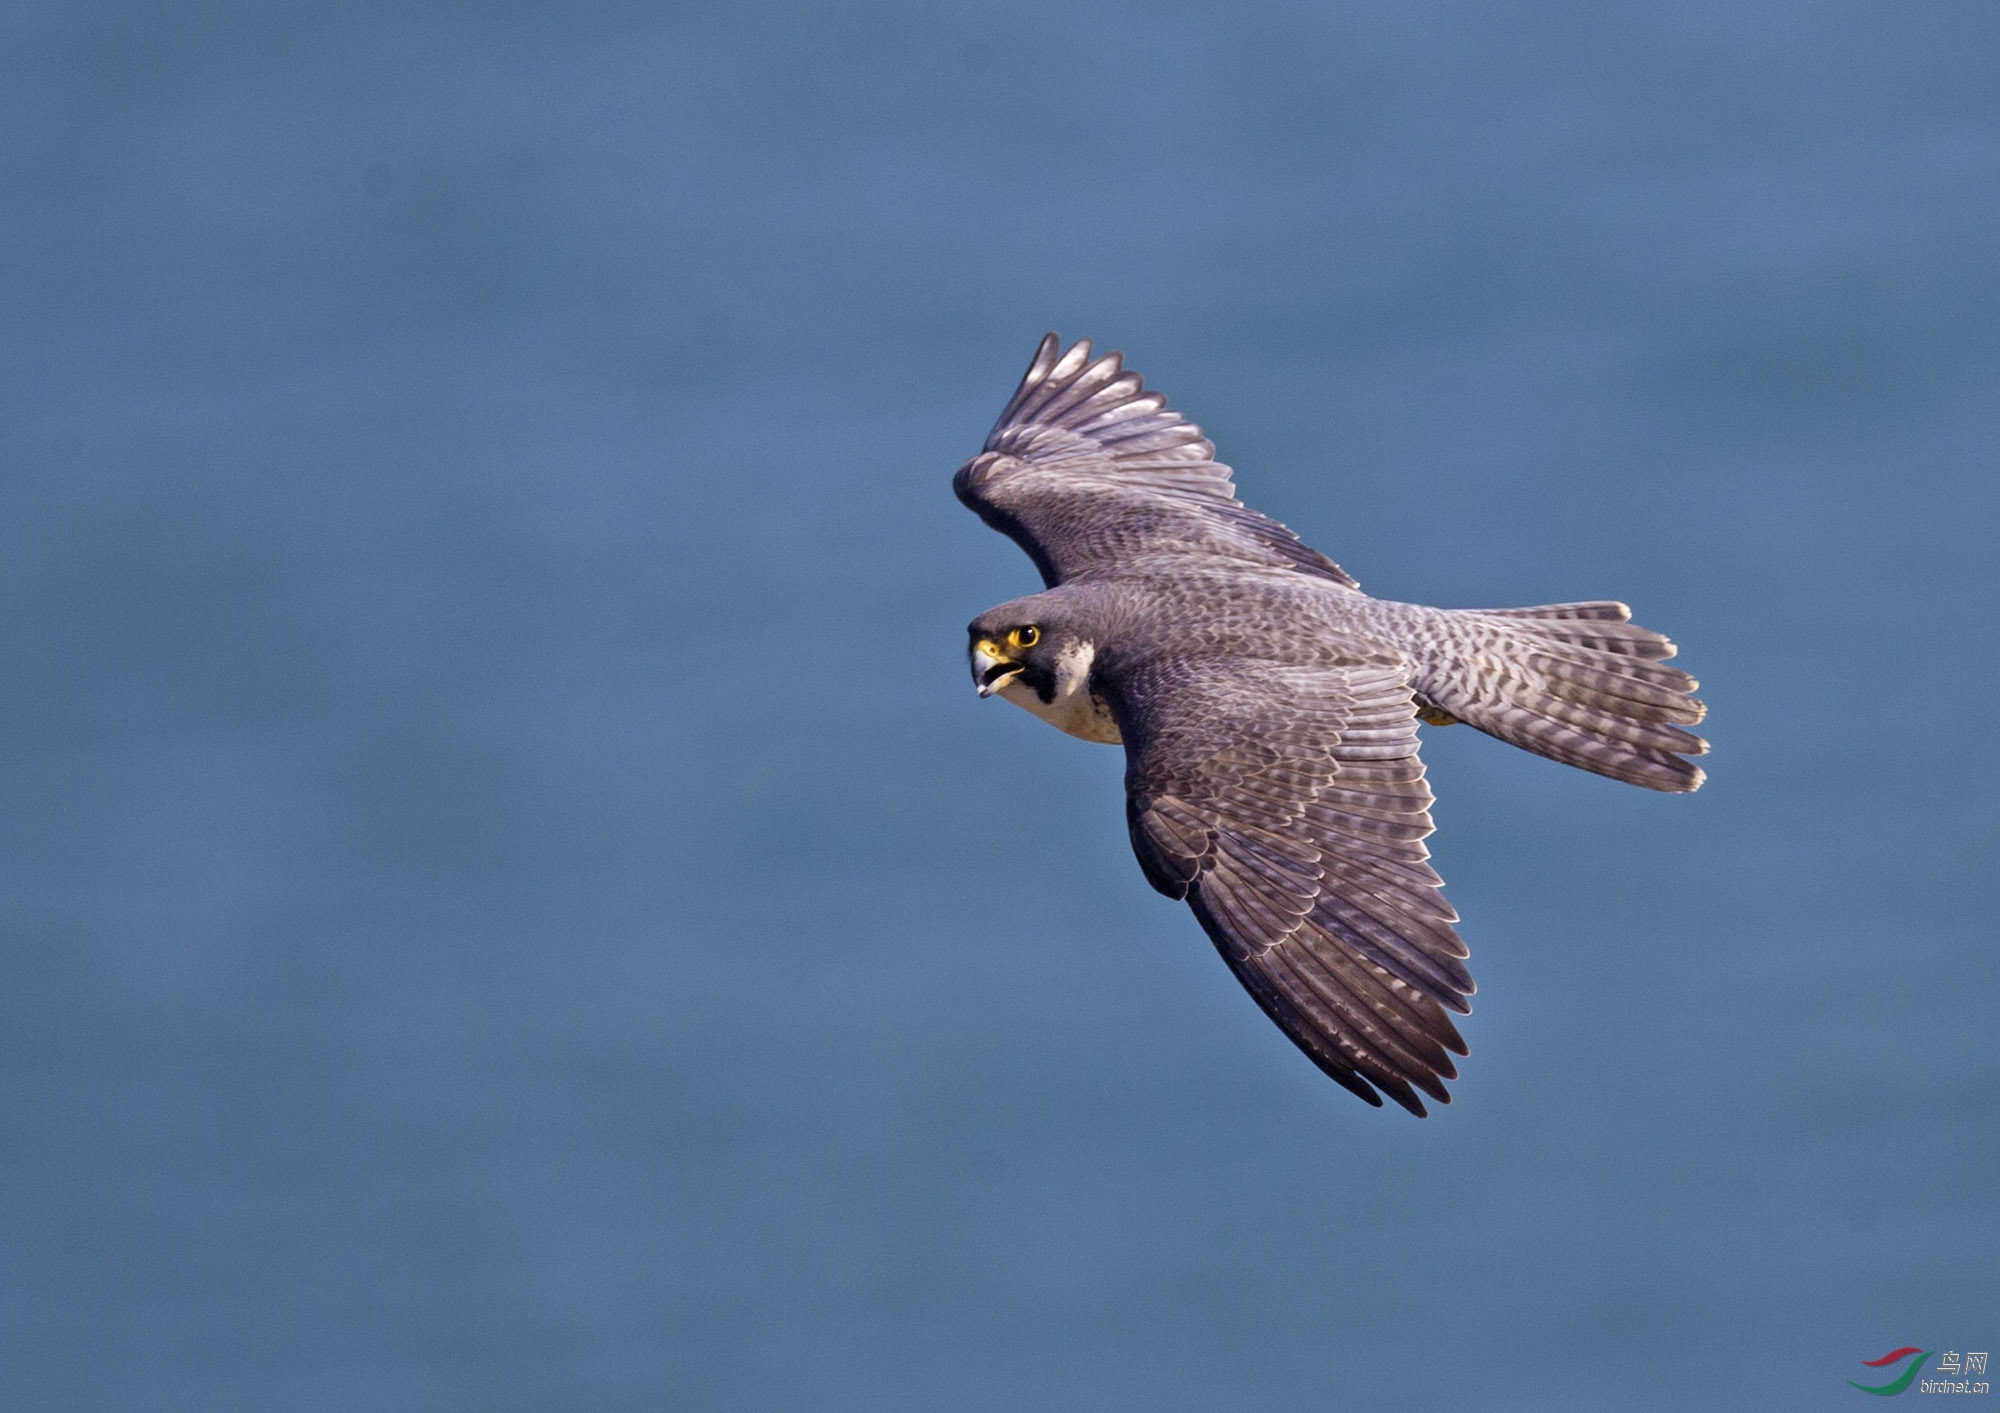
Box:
[1111,650,1473,1115]
[954,334,1358,590]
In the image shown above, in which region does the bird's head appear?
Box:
[965,594,1123,744]
[967,613,1069,703]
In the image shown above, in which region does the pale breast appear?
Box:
[996,639,1124,744]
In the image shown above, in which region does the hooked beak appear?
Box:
[971,639,1023,697]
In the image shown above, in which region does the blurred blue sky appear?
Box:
[3,2,1996,1408]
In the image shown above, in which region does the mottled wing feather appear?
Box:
[1112,652,1473,1115]
[954,334,1358,590]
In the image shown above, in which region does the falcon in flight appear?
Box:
[958,334,1706,1115]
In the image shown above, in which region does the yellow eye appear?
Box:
[1008,625,1040,650]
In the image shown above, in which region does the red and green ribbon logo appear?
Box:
[1851,1348,1930,1396]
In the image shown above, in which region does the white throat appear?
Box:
[997,639,1123,744]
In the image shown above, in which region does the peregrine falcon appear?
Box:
[958,334,1706,1115]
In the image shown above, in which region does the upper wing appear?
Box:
[954,334,1358,590]
[1112,650,1473,1115]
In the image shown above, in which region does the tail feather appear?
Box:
[1529,653,1704,721]
[1481,600,1681,659]
[1421,602,1708,793]
[1477,600,1634,622]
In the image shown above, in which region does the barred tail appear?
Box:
[1418,601,1708,793]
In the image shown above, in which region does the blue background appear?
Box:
[5,2,1996,1408]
